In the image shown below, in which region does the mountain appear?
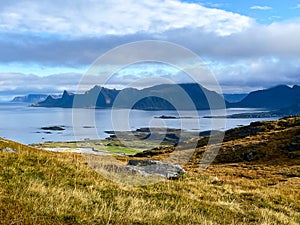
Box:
[36,91,75,108]
[231,85,300,109]
[223,93,247,103]
[11,94,48,103]
[32,84,300,112]
[34,83,228,110]
[226,103,300,118]
[35,86,119,108]
[276,103,300,115]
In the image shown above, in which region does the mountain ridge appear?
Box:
[11,94,48,103]
[230,84,300,109]
[33,83,300,114]
[34,83,228,110]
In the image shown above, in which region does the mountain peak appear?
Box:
[91,85,102,90]
[62,90,73,97]
[85,85,103,95]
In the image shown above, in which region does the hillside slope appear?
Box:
[135,116,300,166]
[0,117,299,224]
[230,85,300,109]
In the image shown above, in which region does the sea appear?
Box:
[0,102,278,144]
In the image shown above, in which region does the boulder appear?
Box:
[1,147,17,153]
[122,160,185,179]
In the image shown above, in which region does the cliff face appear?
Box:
[34,91,74,108]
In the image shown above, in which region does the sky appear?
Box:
[1,0,300,100]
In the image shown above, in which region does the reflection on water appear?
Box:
[0,103,276,144]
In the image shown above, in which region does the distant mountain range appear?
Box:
[11,94,61,104]
[33,84,300,116]
[229,85,300,109]
[226,103,300,119]
[34,83,227,110]
[11,94,48,103]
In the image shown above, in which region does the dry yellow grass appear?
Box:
[0,116,299,224]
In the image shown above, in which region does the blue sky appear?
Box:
[0,0,300,99]
[184,0,300,23]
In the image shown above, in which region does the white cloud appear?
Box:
[0,0,252,36]
[163,19,300,59]
[1,1,300,94]
[208,57,300,93]
[295,4,300,8]
[250,5,272,10]
[3,19,300,66]
[0,72,82,96]
[1,53,300,98]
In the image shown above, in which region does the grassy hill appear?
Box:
[0,117,299,224]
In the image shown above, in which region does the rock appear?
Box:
[165,133,179,140]
[135,127,149,132]
[244,152,254,161]
[154,115,178,119]
[212,176,223,184]
[250,121,265,126]
[123,160,185,179]
[240,150,266,162]
[104,130,115,134]
[213,176,219,182]
[105,142,112,146]
[1,147,17,153]
[41,126,65,131]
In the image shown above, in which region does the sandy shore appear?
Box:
[42,147,112,155]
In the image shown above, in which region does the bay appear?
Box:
[0,102,277,144]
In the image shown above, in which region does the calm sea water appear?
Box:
[0,102,277,144]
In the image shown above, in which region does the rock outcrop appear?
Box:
[1,147,17,153]
[122,160,185,179]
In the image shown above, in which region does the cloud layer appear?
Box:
[0,0,251,36]
[0,73,81,97]
[2,19,300,65]
[0,0,300,97]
